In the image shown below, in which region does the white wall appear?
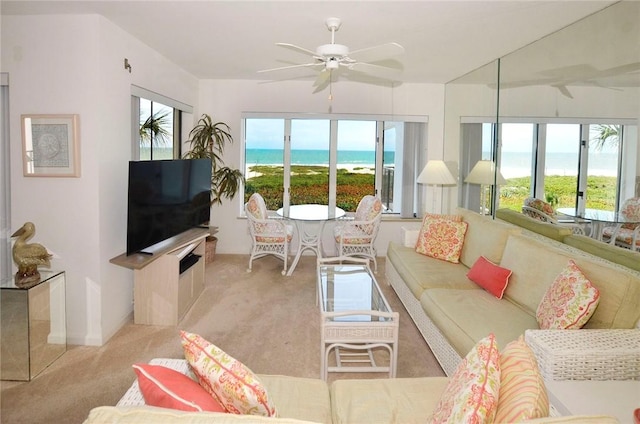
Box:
[2,14,445,346]
[2,14,198,345]
[195,79,445,256]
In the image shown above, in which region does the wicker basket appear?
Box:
[205,236,217,264]
[525,329,640,381]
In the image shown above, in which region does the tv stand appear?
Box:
[110,228,209,325]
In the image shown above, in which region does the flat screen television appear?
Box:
[126,158,212,255]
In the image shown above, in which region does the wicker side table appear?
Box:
[524,329,640,381]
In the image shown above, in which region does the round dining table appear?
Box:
[556,207,640,242]
[276,204,346,276]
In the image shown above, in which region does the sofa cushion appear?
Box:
[536,260,600,329]
[386,242,477,299]
[84,406,322,423]
[132,364,225,412]
[563,234,640,273]
[499,234,640,329]
[467,256,512,299]
[420,288,538,357]
[330,377,449,424]
[181,331,278,417]
[428,333,500,423]
[494,336,548,422]
[456,208,520,268]
[259,375,332,424]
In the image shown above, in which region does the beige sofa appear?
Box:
[84,359,619,424]
[386,208,640,376]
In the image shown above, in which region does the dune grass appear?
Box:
[245,165,617,213]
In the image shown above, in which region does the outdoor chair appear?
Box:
[245,193,294,275]
[522,197,590,236]
[601,197,640,251]
[333,195,382,272]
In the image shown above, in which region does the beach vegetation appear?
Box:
[245,165,373,211]
[246,164,617,214]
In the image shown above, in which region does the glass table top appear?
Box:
[277,204,346,221]
[317,264,391,322]
[557,208,640,224]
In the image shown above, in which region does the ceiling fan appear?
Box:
[257,17,405,95]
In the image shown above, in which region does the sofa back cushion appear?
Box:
[456,208,520,269]
[499,234,640,329]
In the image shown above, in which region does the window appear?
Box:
[138,99,176,160]
[462,119,636,214]
[243,114,427,216]
[130,86,193,161]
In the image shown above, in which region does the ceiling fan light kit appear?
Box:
[258,16,405,95]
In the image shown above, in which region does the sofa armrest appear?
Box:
[401,227,420,248]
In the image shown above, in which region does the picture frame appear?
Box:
[21,114,80,177]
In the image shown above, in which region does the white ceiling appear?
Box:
[1,1,617,84]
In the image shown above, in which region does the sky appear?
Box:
[494,123,618,154]
[245,118,380,151]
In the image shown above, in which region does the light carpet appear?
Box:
[0,254,444,423]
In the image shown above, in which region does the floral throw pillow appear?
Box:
[428,333,501,423]
[415,217,468,263]
[180,331,278,417]
[536,260,600,329]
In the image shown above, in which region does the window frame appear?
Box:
[130,86,193,161]
[461,116,637,214]
[241,112,429,218]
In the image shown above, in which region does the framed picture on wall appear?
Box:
[21,114,80,177]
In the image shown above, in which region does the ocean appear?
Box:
[247,149,618,178]
[246,149,392,166]
[148,148,618,178]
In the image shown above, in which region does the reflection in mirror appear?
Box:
[447,1,639,219]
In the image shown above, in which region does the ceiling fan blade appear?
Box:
[348,62,403,80]
[348,42,405,63]
[275,43,317,57]
[312,70,332,93]
[257,62,322,74]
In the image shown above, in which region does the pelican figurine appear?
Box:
[11,222,52,286]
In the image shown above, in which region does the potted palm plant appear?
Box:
[183,114,244,262]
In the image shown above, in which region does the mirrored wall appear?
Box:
[446,1,640,217]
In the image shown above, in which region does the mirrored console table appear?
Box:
[1,270,66,381]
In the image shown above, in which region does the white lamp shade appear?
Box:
[464,160,506,185]
[417,160,457,185]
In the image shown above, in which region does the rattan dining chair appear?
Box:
[333,195,382,272]
[522,197,590,236]
[601,197,640,251]
[245,193,294,275]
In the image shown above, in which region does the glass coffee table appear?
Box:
[317,257,399,381]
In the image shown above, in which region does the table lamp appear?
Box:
[417,160,457,213]
[464,160,506,215]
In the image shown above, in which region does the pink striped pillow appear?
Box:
[494,336,549,422]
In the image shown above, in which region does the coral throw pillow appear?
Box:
[132,364,225,412]
[467,256,512,299]
[180,331,278,417]
[428,334,501,423]
[415,217,468,263]
[494,336,549,422]
[536,260,600,329]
